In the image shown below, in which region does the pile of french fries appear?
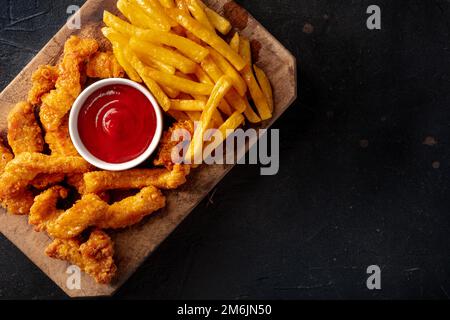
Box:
[102,0,273,161]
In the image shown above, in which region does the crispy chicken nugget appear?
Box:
[84,164,190,194]
[40,36,98,131]
[7,101,44,154]
[29,186,68,231]
[0,152,91,198]
[45,229,117,284]
[0,139,34,215]
[46,186,165,239]
[86,51,124,79]
[154,120,194,170]
[28,65,59,105]
[44,116,79,156]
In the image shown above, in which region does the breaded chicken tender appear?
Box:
[0,138,13,172]
[0,152,91,198]
[7,101,44,154]
[154,120,194,170]
[83,164,190,194]
[28,65,58,105]
[86,51,124,79]
[40,36,98,132]
[29,186,68,231]
[44,116,79,156]
[45,229,117,284]
[30,173,66,190]
[46,186,165,239]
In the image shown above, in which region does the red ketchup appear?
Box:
[78,84,157,164]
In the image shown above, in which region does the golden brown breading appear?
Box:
[0,152,91,198]
[28,65,59,105]
[45,229,117,284]
[44,116,79,156]
[86,51,124,79]
[29,186,68,231]
[40,36,98,132]
[83,164,190,194]
[0,138,33,215]
[7,101,44,154]
[46,186,165,239]
[154,120,194,170]
[30,173,66,190]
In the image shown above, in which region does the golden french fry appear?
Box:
[185,111,201,121]
[206,111,245,153]
[204,7,232,35]
[102,27,142,82]
[123,47,171,110]
[167,9,246,71]
[253,64,274,113]
[135,0,175,29]
[243,98,262,123]
[117,0,169,31]
[161,85,180,98]
[239,37,272,120]
[133,28,209,63]
[170,99,205,111]
[139,54,176,74]
[200,58,246,112]
[209,47,247,96]
[230,32,239,52]
[103,11,138,36]
[129,37,197,74]
[159,0,175,8]
[187,75,233,162]
[185,0,214,31]
[168,110,191,121]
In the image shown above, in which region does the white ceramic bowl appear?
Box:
[69,78,163,171]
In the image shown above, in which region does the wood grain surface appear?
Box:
[0,0,296,297]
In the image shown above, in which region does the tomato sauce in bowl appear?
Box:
[69,78,163,171]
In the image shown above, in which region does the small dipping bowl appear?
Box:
[69,78,163,171]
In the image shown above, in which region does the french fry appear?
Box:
[187,76,233,162]
[205,111,245,153]
[243,98,262,123]
[253,64,274,113]
[135,63,214,95]
[103,11,138,36]
[230,32,239,52]
[135,0,176,29]
[193,67,233,115]
[209,47,247,96]
[175,0,189,13]
[123,47,171,110]
[129,37,197,74]
[102,27,142,82]
[133,28,209,63]
[167,8,246,71]
[200,58,246,112]
[139,54,176,74]
[159,0,175,8]
[185,0,214,31]
[239,37,272,120]
[161,85,180,98]
[168,110,191,121]
[185,111,201,121]
[170,99,205,111]
[117,0,169,31]
[204,7,232,35]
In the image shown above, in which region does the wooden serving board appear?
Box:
[0,0,296,297]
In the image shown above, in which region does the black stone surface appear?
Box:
[1,0,450,299]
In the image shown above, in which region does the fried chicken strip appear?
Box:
[86,51,124,79]
[28,65,58,105]
[83,164,190,194]
[44,116,79,156]
[29,186,68,231]
[46,186,165,239]
[0,152,91,198]
[7,101,44,154]
[0,139,34,215]
[154,120,194,170]
[45,229,117,284]
[40,36,98,132]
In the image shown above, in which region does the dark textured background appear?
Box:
[1,0,450,299]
